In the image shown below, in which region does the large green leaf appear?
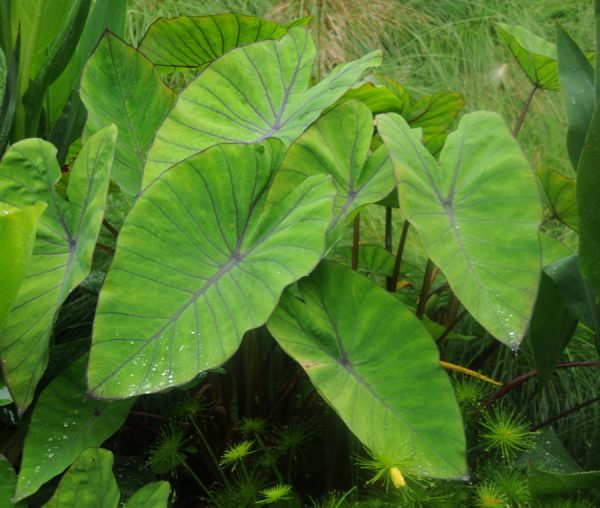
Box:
[270,100,395,244]
[577,104,600,300]
[138,13,308,74]
[123,481,170,508]
[81,33,175,198]
[537,169,578,231]
[88,141,335,399]
[143,27,381,186]
[0,203,46,328]
[0,125,117,410]
[377,112,542,348]
[334,244,395,276]
[267,261,466,479]
[557,25,595,170]
[15,355,133,502]
[43,448,119,508]
[496,23,559,90]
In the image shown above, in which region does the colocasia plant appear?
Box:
[0,2,599,506]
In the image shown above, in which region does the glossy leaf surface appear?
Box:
[15,356,133,502]
[496,23,559,90]
[89,141,335,399]
[0,203,46,328]
[143,28,381,186]
[138,13,306,73]
[557,24,595,170]
[43,448,119,508]
[377,112,542,348]
[0,125,116,410]
[268,261,466,479]
[123,481,170,508]
[81,33,175,197]
[271,101,395,244]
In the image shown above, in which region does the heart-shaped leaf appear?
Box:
[15,355,133,502]
[377,112,542,348]
[0,125,117,410]
[143,27,381,186]
[270,100,395,244]
[138,13,308,74]
[88,141,335,399]
[268,261,466,479]
[537,169,578,231]
[43,448,119,508]
[0,203,46,328]
[123,481,170,508]
[81,33,175,198]
[496,23,559,90]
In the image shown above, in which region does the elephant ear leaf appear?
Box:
[143,27,382,187]
[42,448,119,508]
[81,33,175,198]
[270,100,395,245]
[268,261,466,479]
[496,23,559,90]
[138,13,308,74]
[0,125,117,411]
[377,112,542,348]
[88,141,336,399]
[14,355,133,502]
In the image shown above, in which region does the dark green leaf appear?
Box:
[0,30,19,154]
[545,255,600,351]
[334,244,395,276]
[14,355,133,502]
[268,261,466,479]
[0,455,25,507]
[557,24,595,170]
[88,141,335,399]
[576,104,600,301]
[143,28,381,186]
[529,468,600,498]
[528,273,578,386]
